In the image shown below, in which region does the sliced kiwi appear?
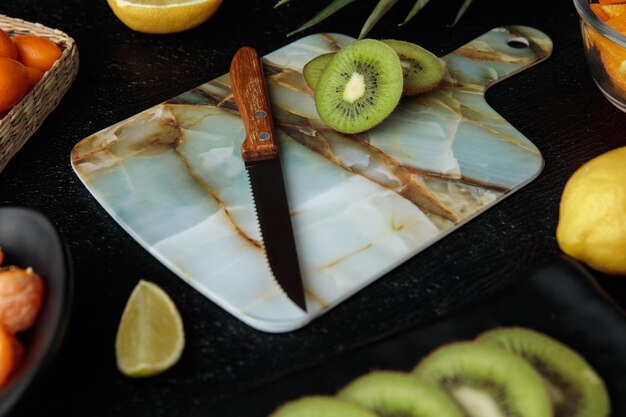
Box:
[314,39,403,134]
[269,396,378,417]
[382,39,444,96]
[303,53,335,90]
[338,371,463,417]
[413,342,552,417]
[477,327,610,417]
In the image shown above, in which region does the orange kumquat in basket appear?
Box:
[0,29,16,59]
[0,58,28,113]
[12,35,62,73]
[24,66,43,92]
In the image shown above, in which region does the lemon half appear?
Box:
[107,0,223,34]
[115,280,185,377]
[557,147,626,275]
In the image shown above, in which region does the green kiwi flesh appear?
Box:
[269,396,378,417]
[413,342,552,417]
[303,53,335,90]
[477,327,610,417]
[338,371,464,417]
[382,39,444,96]
[314,39,403,134]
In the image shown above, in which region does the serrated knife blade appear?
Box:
[229,46,307,312]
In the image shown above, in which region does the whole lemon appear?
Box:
[557,147,626,275]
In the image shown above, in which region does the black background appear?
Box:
[1,0,625,416]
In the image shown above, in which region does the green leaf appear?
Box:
[358,0,399,39]
[274,0,292,8]
[287,0,360,37]
[451,0,475,26]
[399,0,431,26]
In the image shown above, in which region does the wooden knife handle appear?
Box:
[230,46,278,163]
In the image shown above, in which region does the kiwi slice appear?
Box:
[382,39,444,96]
[303,53,335,90]
[314,39,403,134]
[477,327,610,417]
[338,371,463,417]
[413,342,552,417]
[269,396,378,417]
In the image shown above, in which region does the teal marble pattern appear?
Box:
[71,26,552,332]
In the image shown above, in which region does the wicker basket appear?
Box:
[0,15,79,173]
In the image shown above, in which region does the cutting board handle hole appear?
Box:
[507,36,529,49]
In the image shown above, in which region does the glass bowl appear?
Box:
[574,0,626,111]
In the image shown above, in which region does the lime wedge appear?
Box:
[115,280,185,377]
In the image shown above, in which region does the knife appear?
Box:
[229,46,307,312]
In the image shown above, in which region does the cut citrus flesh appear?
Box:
[593,4,626,19]
[107,0,223,34]
[0,324,17,387]
[115,280,184,377]
[599,0,626,4]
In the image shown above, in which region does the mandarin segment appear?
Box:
[0,266,44,334]
[13,35,62,73]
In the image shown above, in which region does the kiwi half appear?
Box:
[314,39,403,134]
[477,327,610,417]
[303,53,335,90]
[269,396,378,417]
[413,342,552,417]
[382,39,444,96]
[338,371,463,417]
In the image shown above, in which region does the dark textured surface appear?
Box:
[0,0,625,416]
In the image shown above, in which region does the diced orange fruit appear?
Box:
[592,3,611,20]
[0,324,18,387]
[586,3,626,92]
[592,4,626,20]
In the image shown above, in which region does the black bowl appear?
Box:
[0,207,73,416]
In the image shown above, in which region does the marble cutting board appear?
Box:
[71,26,553,332]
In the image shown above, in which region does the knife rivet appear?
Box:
[255,111,267,119]
[258,132,271,140]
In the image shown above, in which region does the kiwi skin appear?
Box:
[477,327,611,417]
[382,39,444,96]
[269,396,378,417]
[338,371,464,417]
[314,39,403,134]
[413,341,552,417]
[303,53,335,90]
